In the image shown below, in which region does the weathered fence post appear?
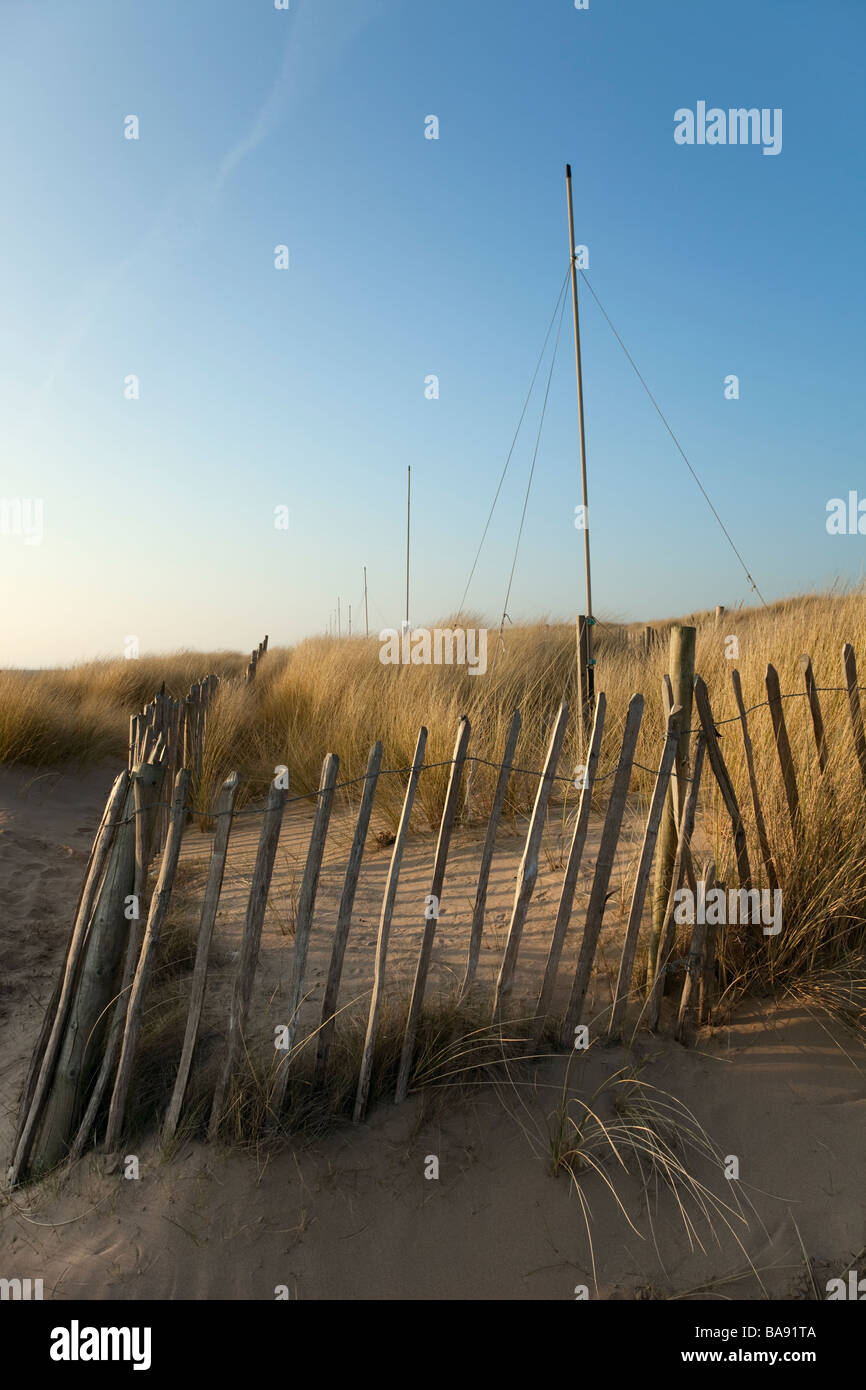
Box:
[561,693,644,1045]
[209,779,288,1139]
[392,719,471,1109]
[576,616,593,740]
[351,728,427,1116]
[271,753,340,1115]
[699,875,722,1024]
[674,860,715,1042]
[842,643,866,791]
[492,702,569,1017]
[104,770,191,1153]
[315,742,383,1082]
[460,709,522,998]
[648,626,696,990]
[766,663,801,842]
[163,771,240,1143]
[608,703,680,1041]
[647,733,706,1031]
[69,760,167,1161]
[531,695,606,1048]
[8,771,131,1185]
[693,676,753,916]
[800,654,827,773]
[731,669,779,893]
[25,773,139,1177]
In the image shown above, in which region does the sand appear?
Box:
[1,764,864,1300]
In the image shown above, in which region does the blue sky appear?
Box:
[1,0,864,665]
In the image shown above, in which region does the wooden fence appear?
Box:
[9,640,866,1185]
[246,634,268,684]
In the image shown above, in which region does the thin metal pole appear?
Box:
[363,565,369,638]
[348,604,352,637]
[337,596,341,638]
[566,163,594,697]
[405,466,411,629]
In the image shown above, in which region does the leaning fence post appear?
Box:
[842,643,866,792]
[350,730,427,1115]
[162,772,240,1144]
[209,779,288,1139]
[8,772,131,1186]
[647,734,706,1032]
[392,718,470,1110]
[530,695,606,1048]
[731,670,779,894]
[69,761,167,1161]
[649,625,695,990]
[766,663,801,842]
[674,860,715,1042]
[561,693,644,1046]
[608,703,680,1041]
[460,709,522,998]
[492,702,569,1017]
[271,753,340,1117]
[693,675,753,904]
[315,742,383,1083]
[800,654,827,774]
[103,770,191,1154]
[699,874,721,1025]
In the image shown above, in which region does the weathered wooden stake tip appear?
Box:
[492,701,569,1020]
[843,643,866,792]
[392,718,470,1111]
[163,771,240,1144]
[608,702,680,1042]
[460,709,522,999]
[766,662,801,842]
[315,741,383,1083]
[531,694,607,1050]
[209,778,288,1141]
[271,753,340,1118]
[731,669,779,895]
[352,729,427,1118]
[561,692,644,1046]
[103,769,191,1155]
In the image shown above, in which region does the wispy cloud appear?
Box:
[40,0,386,393]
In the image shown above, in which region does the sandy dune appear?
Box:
[1,764,863,1300]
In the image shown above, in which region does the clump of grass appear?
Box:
[535,1059,760,1293]
[181,989,535,1150]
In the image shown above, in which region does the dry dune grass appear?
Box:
[2,588,866,1010]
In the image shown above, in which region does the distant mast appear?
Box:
[566,162,594,712]
[364,565,369,638]
[405,465,411,634]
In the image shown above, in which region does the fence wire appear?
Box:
[106,678,866,829]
